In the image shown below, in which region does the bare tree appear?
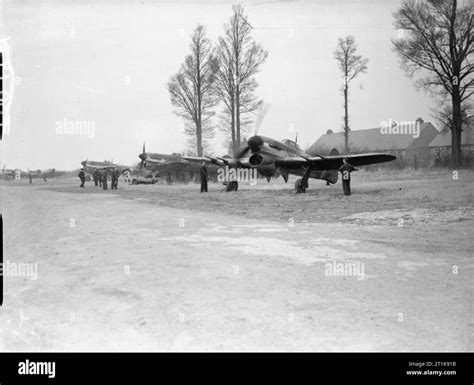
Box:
[432,99,472,132]
[334,35,369,154]
[215,4,268,156]
[214,35,237,155]
[392,0,474,167]
[167,25,217,156]
[182,118,215,156]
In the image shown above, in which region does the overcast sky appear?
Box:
[2,0,436,170]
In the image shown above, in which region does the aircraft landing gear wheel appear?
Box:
[295,178,306,193]
[131,179,138,185]
[226,181,238,192]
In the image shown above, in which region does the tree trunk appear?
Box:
[451,90,462,168]
[196,120,203,156]
[235,21,241,153]
[231,95,236,156]
[236,84,241,148]
[344,83,349,154]
[449,0,462,168]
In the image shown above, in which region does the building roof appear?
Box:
[307,122,439,155]
[429,126,473,147]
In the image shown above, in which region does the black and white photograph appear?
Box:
[0,0,473,382]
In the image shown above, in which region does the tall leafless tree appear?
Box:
[334,35,369,154]
[167,25,217,156]
[392,0,474,167]
[215,4,268,156]
[432,99,472,132]
[214,35,237,155]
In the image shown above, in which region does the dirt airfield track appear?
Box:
[1,169,473,351]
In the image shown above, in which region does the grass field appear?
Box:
[43,168,473,224]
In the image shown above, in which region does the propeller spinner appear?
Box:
[247,135,264,153]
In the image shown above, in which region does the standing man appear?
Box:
[200,161,208,193]
[110,168,116,190]
[93,169,100,187]
[101,169,108,190]
[78,168,86,188]
[338,158,357,196]
[111,168,120,189]
[29,172,32,184]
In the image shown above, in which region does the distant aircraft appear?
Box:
[1,165,20,180]
[134,142,193,184]
[80,160,129,174]
[1,165,55,182]
[137,142,187,172]
[28,168,56,182]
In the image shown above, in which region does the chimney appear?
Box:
[326,129,333,135]
[416,117,424,124]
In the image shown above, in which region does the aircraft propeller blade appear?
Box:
[253,103,271,136]
[139,141,146,170]
[235,144,249,160]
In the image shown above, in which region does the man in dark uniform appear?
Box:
[338,158,357,196]
[200,161,208,193]
[29,172,32,184]
[78,168,86,188]
[110,168,116,190]
[101,169,108,190]
[93,169,100,187]
[111,168,120,190]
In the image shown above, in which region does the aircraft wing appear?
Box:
[275,153,396,170]
[143,158,169,165]
[143,161,190,172]
[86,164,115,170]
[182,156,227,167]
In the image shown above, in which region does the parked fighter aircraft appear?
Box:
[137,143,187,172]
[28,168,56,182]
[137,104,395,192]
[135,142,194,183]
[1,165,55,181]
[138,136,395,192]
[80,160,129,174]
[182,135,396,192]
[1,165,19,180]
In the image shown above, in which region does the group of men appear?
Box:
[78,168,121,190]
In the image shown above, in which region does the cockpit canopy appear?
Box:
[281,139,301,151]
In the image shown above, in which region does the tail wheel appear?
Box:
[131,179,138,185]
